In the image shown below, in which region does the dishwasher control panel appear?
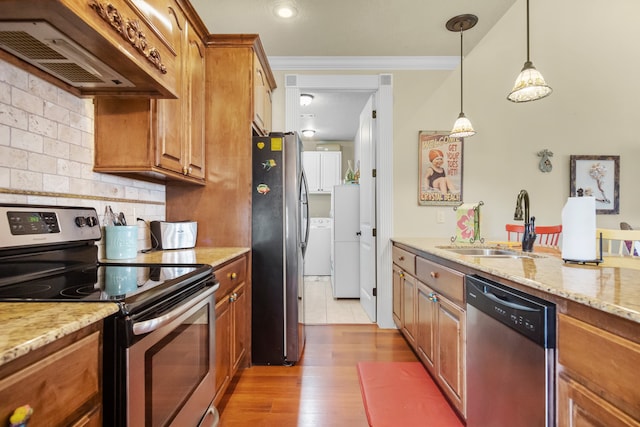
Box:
[466,275,556,348]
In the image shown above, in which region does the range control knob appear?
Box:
[75,216,99,227]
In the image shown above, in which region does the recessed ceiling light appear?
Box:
[301,129,315,138]
[300,94,314,106]
[273,1,298,18]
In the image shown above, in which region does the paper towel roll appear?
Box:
[561,197,597,261]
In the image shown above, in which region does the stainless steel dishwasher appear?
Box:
[466,275,556,427]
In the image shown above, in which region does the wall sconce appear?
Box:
[447,14,478,139]
[301,129,315,138]
[507,0,552,102]
[300,94,314,106]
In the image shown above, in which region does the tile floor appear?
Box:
[304,276,372,324]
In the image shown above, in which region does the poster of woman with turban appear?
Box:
[418,131,463,206]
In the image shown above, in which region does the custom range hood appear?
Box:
[0,0,181,98]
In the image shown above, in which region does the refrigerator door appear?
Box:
[251,132,305,365]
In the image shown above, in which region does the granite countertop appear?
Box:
[392,237,640,324]
[0,247,250,368]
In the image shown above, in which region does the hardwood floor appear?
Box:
[217,324,418,426]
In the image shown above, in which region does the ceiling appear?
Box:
[190,0,518,140]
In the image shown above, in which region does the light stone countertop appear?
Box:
[0,247,250,368]
[392,237,640,324]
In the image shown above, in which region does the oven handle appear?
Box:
[132,283,219,336]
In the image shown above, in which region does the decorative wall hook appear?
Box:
[537,149,553,172]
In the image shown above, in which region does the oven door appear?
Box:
[127,284,218,427]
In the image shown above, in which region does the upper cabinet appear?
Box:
[0,0,183,98]
[166,34,276,247]
[253,53,273,136]
[93,0,207,184]
[303,151,342,193]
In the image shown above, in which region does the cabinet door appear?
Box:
[436,295,465,414]
[231,281,247,373]
[303,152,322,192]
[320,152,342,191]
[558,374,639,427]
[184,27,206,180]
[392,266,402,328]
[214,296,231,404]
[253,54,268,135]
[416,281,436,372]
[402,273,416,346]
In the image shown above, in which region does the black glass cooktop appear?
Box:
[0,263,212,304]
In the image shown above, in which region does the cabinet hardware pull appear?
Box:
[399,256,405,261]
[399,272,405,278]
[229,272,237,280]
[430,271,439,278]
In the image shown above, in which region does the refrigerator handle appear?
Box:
[300,168,310,257]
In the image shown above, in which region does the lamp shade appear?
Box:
[301,129,315,138]
[300,94,314,106]
[450,112,476,138]
[507,61,552,102]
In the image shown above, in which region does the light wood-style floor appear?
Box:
[217,324,418,426]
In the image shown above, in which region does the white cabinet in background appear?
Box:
[303,151,342,193]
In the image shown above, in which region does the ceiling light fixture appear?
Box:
[300,94,314,106]
[507,0,552,102]
[301,129,315,138]
[447,14,478,139]
[273,1,298,19]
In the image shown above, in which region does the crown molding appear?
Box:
[268,56,459,71]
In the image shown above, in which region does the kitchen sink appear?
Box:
[437,246,542,258]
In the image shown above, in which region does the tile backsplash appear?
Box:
[0,58,165,256]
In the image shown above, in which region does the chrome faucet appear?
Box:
[514,189,536,252]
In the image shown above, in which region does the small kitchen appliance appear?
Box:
[0,203,218,427]
[150,220,198,250]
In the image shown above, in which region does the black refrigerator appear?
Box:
[252,132,309,365]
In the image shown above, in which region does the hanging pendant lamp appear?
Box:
[507,0,552,102]
[447,14,478,139]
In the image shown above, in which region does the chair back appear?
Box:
[535,225,562,247]
[506,224,562,247]
[505,224,525,242]
[596,228,640,256]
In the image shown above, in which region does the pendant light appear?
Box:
[447,14,478,139]
[507,0,552,102]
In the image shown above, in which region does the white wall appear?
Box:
[272,0,640,241]
[0,59,166,255]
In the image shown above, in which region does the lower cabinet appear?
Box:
[557,314,640,426]
[392,244,466,419]
[213,254,250,406]
[0,324,102,426]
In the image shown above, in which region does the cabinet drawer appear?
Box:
[215,256,247,300]
[392,246,416,275]
[416,257,464,306]
[558,314,640,419]
[0,331,100,426]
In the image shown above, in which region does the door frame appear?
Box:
[285,74,394,328]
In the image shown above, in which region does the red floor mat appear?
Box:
[357,361,463,427]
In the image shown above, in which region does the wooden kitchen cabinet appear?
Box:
[0,324,102,426]
[253,52,273,135]
[303,151,342,193]
[213,253,250,406]
[557,314,640,426]
[166,34,276,247]
[392,243,466,418]
[93,1,206,185]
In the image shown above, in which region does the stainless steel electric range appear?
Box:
[0,204,220,427]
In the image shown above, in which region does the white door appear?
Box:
[358,95,376,322]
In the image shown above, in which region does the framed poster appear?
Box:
[418,131,463,206]
[569,155,619,214]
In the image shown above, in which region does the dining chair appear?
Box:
[596,228,640,256]
[506,224,562,247]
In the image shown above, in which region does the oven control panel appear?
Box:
[0,204,101,248]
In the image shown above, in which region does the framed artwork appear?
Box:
[570,155,620,214]
[418,131,463,206]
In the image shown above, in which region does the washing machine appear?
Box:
[304,217,332,275]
